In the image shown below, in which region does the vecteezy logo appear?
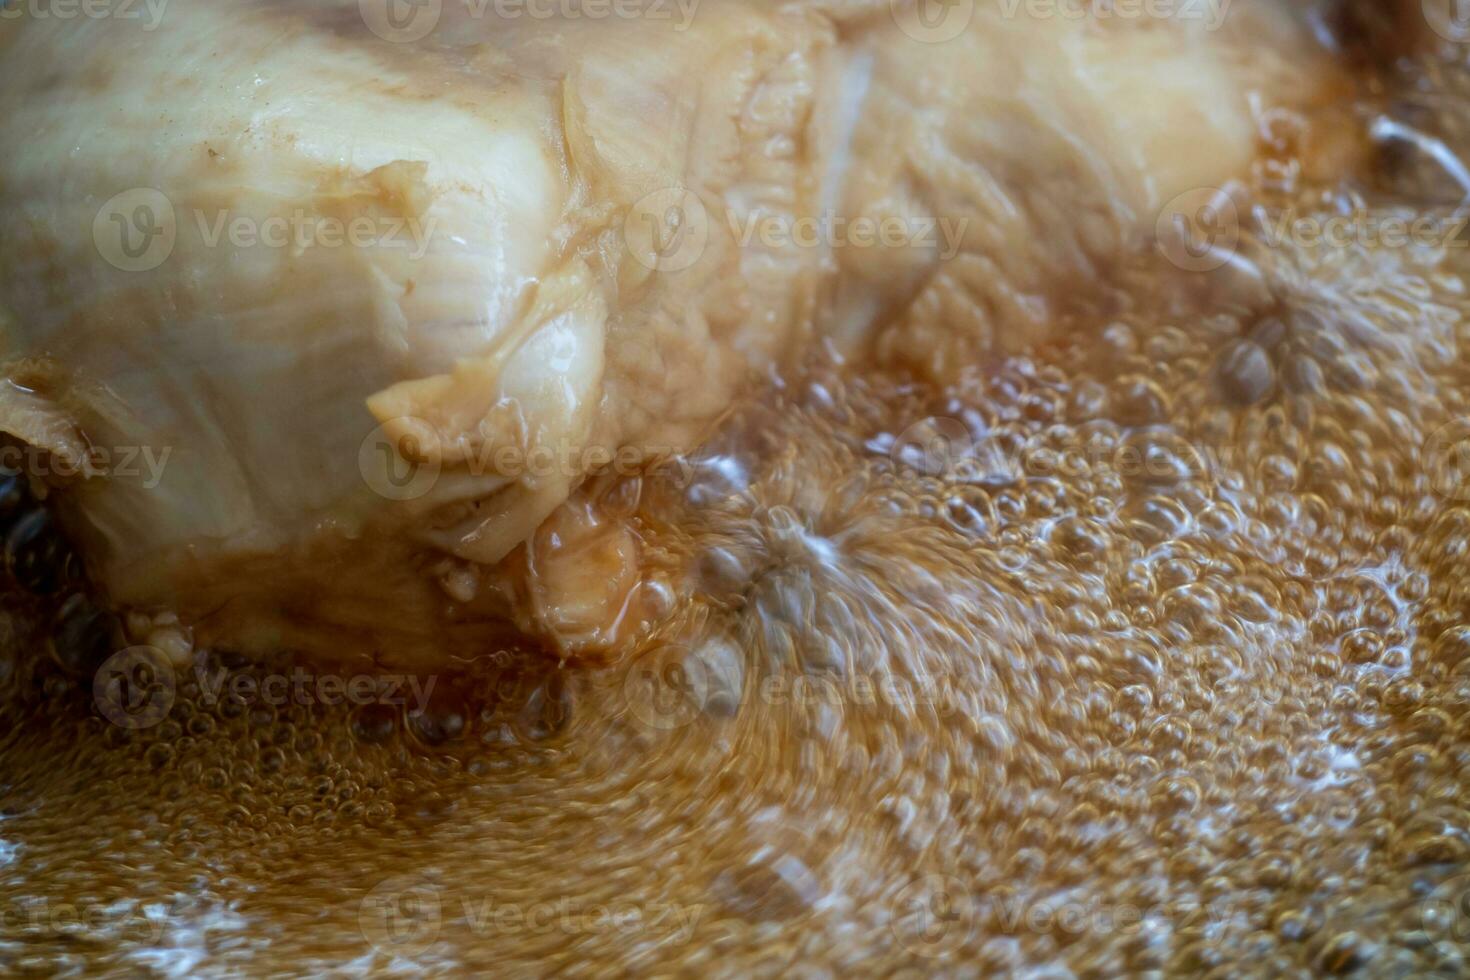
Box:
[93,646,176,730]
[1425,417,1470,501]
[1425,0,1470,42]
[891,874,973,957]
[359,0,441,43]
[1155,187,1239,273]
[890,416,973,478]
[1418,871,1470,960]
[890,0,974,43]
[93,188,176,273]
[359,876,443,958]
[621,645,708,731]
[359,417,443,501]
[624,187,709,274]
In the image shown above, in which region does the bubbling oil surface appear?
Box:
[10,26,1470,980]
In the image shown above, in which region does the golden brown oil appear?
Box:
[10,18,1470,980]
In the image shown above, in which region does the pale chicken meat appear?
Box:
[0,0,1339,664]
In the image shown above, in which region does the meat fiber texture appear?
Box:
[0,0,1337,661]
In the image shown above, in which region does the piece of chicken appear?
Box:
[0,0,1338,664]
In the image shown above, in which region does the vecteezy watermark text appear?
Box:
[93,189,440,273]
[726,210,968,262]
[191,662,437,713]
[358,0,701,44]
[358,876,704,957]
[623,187,970,274]
[1156,189,1470,272]
[360,417,694,501]
[882,416,1225,487]
[0,897,169,944]
[621,640,964,731]
[469,0,698,27]
[757,671,961,714]
[992,0,1231,30]
[191,208,438,260]
[0,0,168,30]
[892,875,1267,958]
[1257,208,1470,251]
[94,647,438,730]
[0,441,171,489]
